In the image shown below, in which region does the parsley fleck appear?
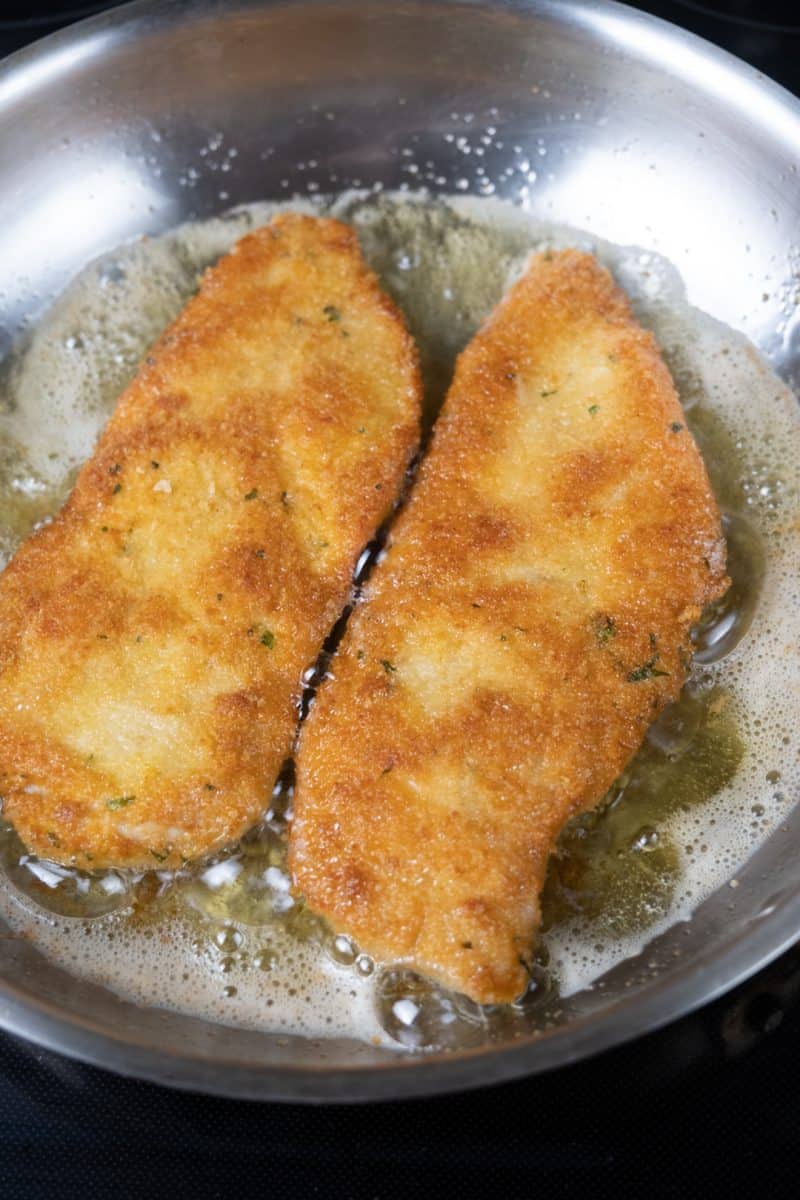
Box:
[255,549,265,558]
[149,848,168,862]
[358,426,366,434]
[597,619,618,648]
[244,488,258,501]
[499,633,509,642]
[261,629,275,649]
[588,404,600,415]
[380,659,397,674]
[670,422,684,433]
[204,783,218,792]
[323,304,340,322]
[151,460,160,469]
[627,657,669,682]
[541,388,558,398]
[107,795,135,810]
[357,649,365,661]
[112,482,122,494]
[100,525,108,532]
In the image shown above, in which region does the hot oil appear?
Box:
[541,687,743,942]
[0,194,798,1050]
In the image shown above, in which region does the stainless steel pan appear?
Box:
[0,0,798,1101]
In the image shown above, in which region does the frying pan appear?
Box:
[0,0,798,1101]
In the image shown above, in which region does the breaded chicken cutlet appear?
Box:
[290,248,728,1006]
[0,213,421,870]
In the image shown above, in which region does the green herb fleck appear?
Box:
[151,460,160,469]
[244,488,258,501]
[255,549,265,559]
[149,848,168,862]
[597,619,618,648]
[499,633,509,642]
[381,659,397,674]
[541,388,558,398]
[323,304,340,322]
[357,649,365,661]
[107,795,135,810]
[112,482,122,495]
[100,525,108,532]
[588,404,600,415]
[358,425,366,434]
[670,422,685,433]
[261,630,275,649]
[627,657,670,683]
[204,783,218,792]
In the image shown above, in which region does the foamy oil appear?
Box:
[0,193,797,1051]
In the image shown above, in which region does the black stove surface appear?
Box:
[0,2,798,1196]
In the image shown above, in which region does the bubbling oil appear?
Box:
[0,193,798,1050]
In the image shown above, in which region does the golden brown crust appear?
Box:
[290,249,728,1005]
[0,213,421,869]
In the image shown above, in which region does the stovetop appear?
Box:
[2,942,799,1195]
[0,2,798,1195]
